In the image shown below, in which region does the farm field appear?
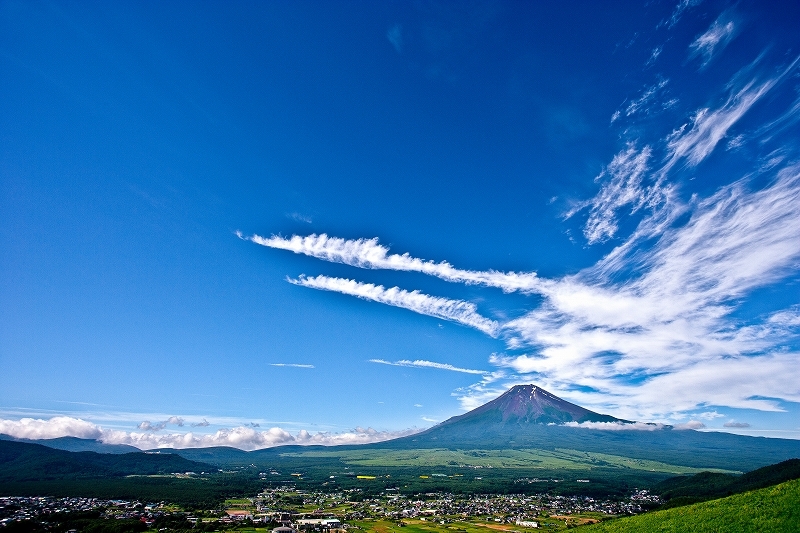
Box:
[350,515,606,533]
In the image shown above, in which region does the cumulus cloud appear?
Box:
[0,416,421,451]
[137,417,184,432]
[723,421,751,428]
[675,420,706,430]
[248,233,542,294]
[0,416,102,440]
[369,358,488,375]
[698,411,724,420]
[689,11,737,69]
[290,275,500,336]
[191,419,210,427]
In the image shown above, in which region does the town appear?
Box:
[1,487,662,532]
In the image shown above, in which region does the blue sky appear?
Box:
[2,0,799,449]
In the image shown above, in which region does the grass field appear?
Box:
[279,447,739,475]
[350,515,608,533]
[582,478,800,532]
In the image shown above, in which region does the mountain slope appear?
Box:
[0,434,140,454]
[584,478,800,533]
[0,440,211,482]
[381,385,800,472]
[654,458,800,507]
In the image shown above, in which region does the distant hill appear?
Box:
[654,458,800,508]
[0,434,139,454]
[0,440,211,482]
[584,478,800,533]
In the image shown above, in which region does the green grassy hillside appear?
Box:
[654,458,800,508]
[584,478,800,533]
[0,440,211,481]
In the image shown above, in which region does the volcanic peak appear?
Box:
[444,384,625,427]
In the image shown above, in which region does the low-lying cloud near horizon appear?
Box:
[0,416,420,451]
[248,42,800,425]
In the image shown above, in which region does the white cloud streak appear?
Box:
[248,233,542,294]
[689,11,737,68]
[565,143,662,244]
[289,274,499,336]
[387,24,403,53]
[270,363,315,368]
[613,78,671,123]
[247,47,800,427]
[252,160,800,423]
[0,416,421,451]
[369,358,488,375]
[577,58,798,245]
[499,164,800,419]
[663,0,702,29]
[663,77,775,172]
[563,421,665,431]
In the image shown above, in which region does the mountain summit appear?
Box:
[452,384,625,426]
[394,384,629,448]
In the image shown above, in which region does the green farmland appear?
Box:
[279,447,740,474]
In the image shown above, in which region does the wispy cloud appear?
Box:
[270,363,315,368]
[497,164,800,419]
[369,358,488,375]
[663,55,800,174]
[0,416,421,451]
[663,0,702,29]
[581,58,797,246]
[689,10,737,69]
[287,212,312,224]
[387,24,403,53]
[565,143,663,243]
[290,275,500,336]
[663,79,774,172]
[645,46,662,67]
[250,45,800,426]
[248,233,542,294]
[611,79,671,123]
